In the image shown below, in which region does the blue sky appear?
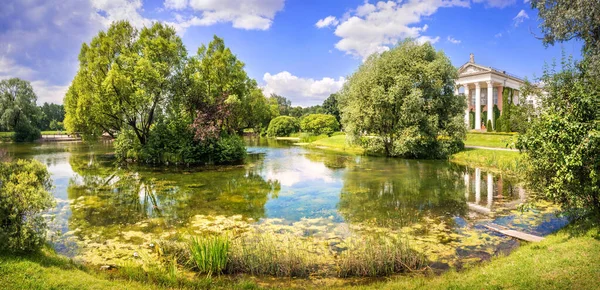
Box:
[0,0,582,106]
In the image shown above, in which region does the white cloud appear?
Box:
[524,0,530,3]
[513,9,529,27]
[165,0,188,10]
[416,35,441,44]
[320,0,470,60]
[447,35,461,44]
[495,32,503,38]
[315,16,339,28]
[91,0,154,28]
[262,71,345,107]
[0,57,69,104]
[473,0,516,8]
[164,0,285,31]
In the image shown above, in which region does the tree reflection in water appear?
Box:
[67,151,280,239]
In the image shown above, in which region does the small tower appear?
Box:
[469,53,475,63]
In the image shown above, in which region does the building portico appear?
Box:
[456,54,525,130]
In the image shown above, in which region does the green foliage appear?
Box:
[486,120,493,132]
[300,114,340,136]
[38,103,65,131]
[517,59,600,217]
[0,78,42,142]
[493,105,500,130]
[0,159,54,252]
[338,39,466,158]
[189,235,230,276]
[469,110,475,129]
[266,116,299,137]
[322,93,341,123]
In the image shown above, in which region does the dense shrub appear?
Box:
[13,122,41,142]
[115,119,246,165]
[0,159,54,252]
[300,114,340,136]
[266,116,299,137]
[486,120,493,132]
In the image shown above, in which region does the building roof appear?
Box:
[457,53,525,83]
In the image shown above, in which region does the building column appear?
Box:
[487,80,494,127]
[487,173,493,208]
[475,168,481,204]
[475,83,481,130]
[463,84,470,128]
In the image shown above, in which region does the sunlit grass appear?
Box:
[450,148,526,176]
[307,134,365,154]
[465,132,518,148]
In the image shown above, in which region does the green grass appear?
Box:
[450,148,526,176]
[346,220,600,290]
[189,235,230,276]
[464,132,518,148]
[306,134,364,154]
[0,247,261,290]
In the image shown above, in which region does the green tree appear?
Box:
[338,39,466,158]
[531,0,600,78]
[0,158,54,252]
[0,78,42,142]
[322,94,341,123]
[268,94,292,116]
[300,114,340,136]
[517,60,600,217]
[64,21,187,143]
[266,116,300,137]
[39,102,65,131]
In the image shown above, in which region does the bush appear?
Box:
[300,114,340,136]
[13,122,41,142]
[266,116,299,137]
[0,159,54,252]
[486,120,493,132]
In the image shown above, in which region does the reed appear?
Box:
[337,236,426,277]
[189,235,230,276]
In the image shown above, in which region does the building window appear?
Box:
[493,88,498,105]
[470,89,476,106]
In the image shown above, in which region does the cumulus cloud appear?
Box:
[513,9,529,27]
[316,16,339,28]
[473,0,516,8]
[91,0,154,28]
[447,35,461,44]
[319,0,470,60]
[0,57,69,104]
[262,72,345,107]
[163,0,285,31]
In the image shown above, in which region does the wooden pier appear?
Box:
[483,223,545,242]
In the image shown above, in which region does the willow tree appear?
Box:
[64,21,187,143]
[338,40,466,158]
[0,78,41,141]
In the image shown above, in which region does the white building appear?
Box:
[455,53,531,130]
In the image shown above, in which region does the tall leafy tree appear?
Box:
[338,39,466,158]
[183,36,266,140]
[39,102,65,131]
[322,93,341,123]
[268,94,292,116]
[64,21,187,143]
[531,0,600,78]
[0,78,41,141]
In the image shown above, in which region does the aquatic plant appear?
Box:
[189,235,230,276]
[337,235,426,277]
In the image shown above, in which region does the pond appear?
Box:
[0,139,566,274]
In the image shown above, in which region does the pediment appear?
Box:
[458,63,491,76]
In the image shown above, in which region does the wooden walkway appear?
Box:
[483,223,545,242]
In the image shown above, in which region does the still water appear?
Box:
[1,139,566,269]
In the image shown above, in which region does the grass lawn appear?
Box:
[464,132,518,148]
[450,148,525,176]
[347,220,600,290]
[307,134,364,155]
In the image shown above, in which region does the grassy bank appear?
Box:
[304,134,364,154]
[0,247,260,290]
[464,132,517,148]
[450,148,525,176]
[348,220,600,290]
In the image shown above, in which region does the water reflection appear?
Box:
[0,141,565,268]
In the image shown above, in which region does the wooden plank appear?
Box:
[483,223,545,242]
